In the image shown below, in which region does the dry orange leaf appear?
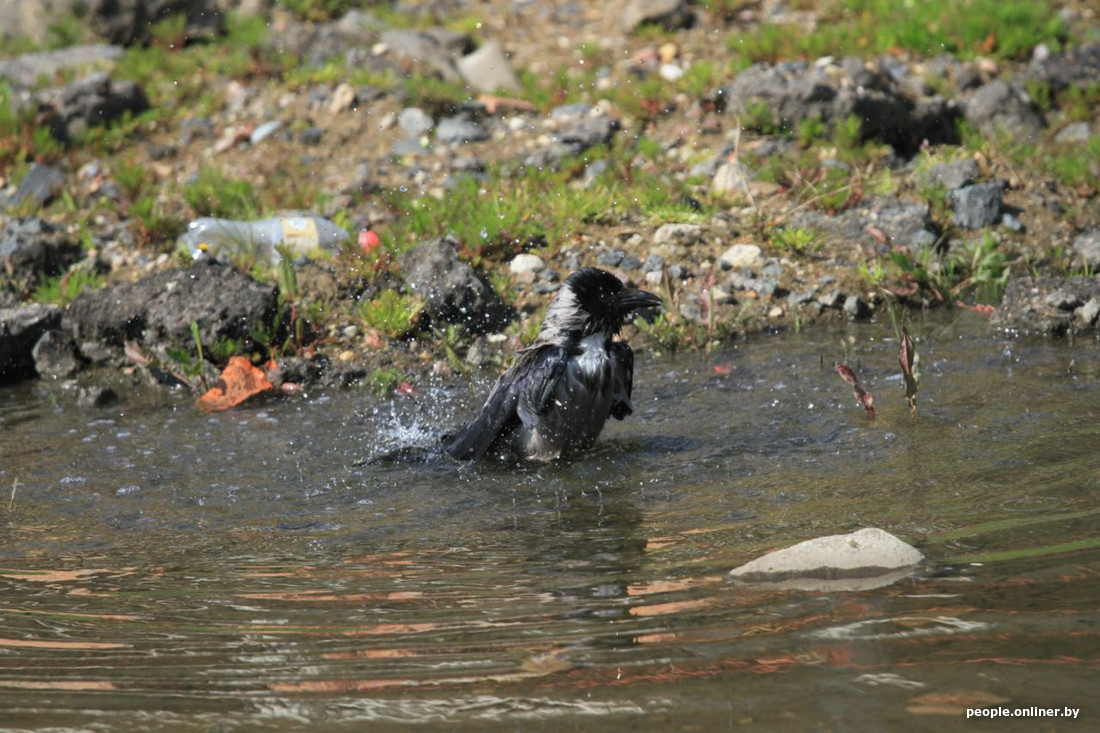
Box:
[198,356,274,411]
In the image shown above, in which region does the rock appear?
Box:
[728,527,924,590]
[398,107,434,137]
[964,80,1044,140]
[1072,229,1100,270]
[817,289,844,309]
[379,29,468,84]
[0,217,82,291]
[723,61,958,153]
[77,384,119,408]
[1026,43,1100,93]
[921,158,979,191]
[1001,212,1024,232]
[435,115,489,145]
[5,163,67,209]
[1053,121,1093,145]
[0,44,122,88]
[621,0,694,32]
[396,236,514,333]
[509,253,544,279]
[653,223,703,246]
[718,243,762,270]
[0,303,61,382]
[790,197,938,254]
[524,114,620,168]
[88,0,225,46]
[949,181,1003,229]
[992,274,1100,335]
[249,120,282,145]
[328,82,357,113]
[456,40,520,93]
[46,72,150,141]
[1076,299,1100,327]
[843,295,872,319]
[712,161,752,194]
[62,259,279,363]
[32,328,81,379]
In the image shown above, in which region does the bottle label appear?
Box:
[281,217,320,250]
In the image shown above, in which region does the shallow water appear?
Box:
[1,312,1098,731]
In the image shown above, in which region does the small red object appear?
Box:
[358,229,381,253]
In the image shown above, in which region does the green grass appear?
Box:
[357,289,423,339]
[184,166,261,220]
[32,268,104,304]
[728,0,1067,62]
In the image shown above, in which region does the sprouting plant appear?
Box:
[771,227,818,254]
[32,267,104,304]
[367,367,404,398]
[357,289,423,339]
[165,321,210,392]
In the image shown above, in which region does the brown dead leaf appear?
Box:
[197,356,274,411]
[835,362,876,418]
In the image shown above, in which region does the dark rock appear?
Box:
[1027,43,1100,93]
[1072,229,1100,270]
[435,115,489,145]
[77,384,120,408]
[597,249,625,267]
[0,217,82,291]
[62,259,279,363]
[621,0,694,32]
[949,182,1003,229]
[396,236,514,333]
[32,328,81,379]
[964,80,1044,139]
[299,126,324,146]
[921,158,979,191]
[993,274,1100,335]
[46,72,150,141]
[843,295,872,320]
[88,0,224,46]
[816,289,844,309]
[0,303,61,382]
[723,61,959,153]
[5,163,67,209]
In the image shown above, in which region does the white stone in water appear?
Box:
[728,527,923,588]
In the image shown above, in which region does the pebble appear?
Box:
[249,120,282,145]
[718,243,763,270]
[653,223,703,246]
[509,253,544,278]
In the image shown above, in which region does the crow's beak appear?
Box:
[618,287,663,312]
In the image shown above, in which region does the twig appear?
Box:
[9,477,20,513]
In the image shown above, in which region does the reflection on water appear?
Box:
[1,313,1098,730]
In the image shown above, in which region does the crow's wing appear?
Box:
[442,345,567,460]
[609,340,634,420]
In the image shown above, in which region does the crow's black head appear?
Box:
[540,267,661,340]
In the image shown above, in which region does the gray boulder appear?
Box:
[45,72,150,141]
[397,236,514,333]
[728,527,924,591]
[722,60,958,153]
[1072,229,1100,270]
[32,328,81,379]
[1027,43,1100,92]
[0,217,82,291]
[921,158,979,191]
[789,197,939,255]
[0,303,61,382]
[62,259,279,363]
[0,44,122,89]
[455,40,520,93]
[5,163,66,209]
[964,80,1044,139]
[993,274,1100,336]
[949,181,1003,229]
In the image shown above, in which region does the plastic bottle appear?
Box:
[178,215,349,264]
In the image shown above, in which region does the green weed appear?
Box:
[184,166,261,220]
[32,267,104,304]
[357,289,423,339]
